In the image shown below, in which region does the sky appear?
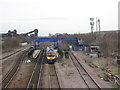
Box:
[0,0,119,36]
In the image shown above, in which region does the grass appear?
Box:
[110,81,118,88]
[80,51,119,88]
[90,57,118,75]
[107,66,118,74]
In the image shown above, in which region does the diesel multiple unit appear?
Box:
[46,46,58,63]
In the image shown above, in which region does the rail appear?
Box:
[49,64,60,88]
[26,49,44,89]
[1,50,27,89]
[1,48,28,61]
[70,52,101,89]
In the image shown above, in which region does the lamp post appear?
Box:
[90,18,94,35]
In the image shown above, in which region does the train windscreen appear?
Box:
[47,53,55,57]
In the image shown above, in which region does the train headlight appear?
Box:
[52,57,55,59]
[47,56,56,60]
[47,57,51,59]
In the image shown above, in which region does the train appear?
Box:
[46,46,58,63]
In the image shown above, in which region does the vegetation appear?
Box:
[58,30,119,57]
[100,31,118,57]
[2,37,29,53]
[2,37,20,50]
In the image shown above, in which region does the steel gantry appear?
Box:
[32,37,87,49]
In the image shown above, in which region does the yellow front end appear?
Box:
[47,56,56,60]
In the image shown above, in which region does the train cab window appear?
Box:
[47,53,55,57]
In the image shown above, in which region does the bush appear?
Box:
[2,37,20,50]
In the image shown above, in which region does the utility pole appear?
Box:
[96,18,101,57]
[98,19,101,37]
[96,17,98,47]
[97,18,103,77]
[97,18,101,50]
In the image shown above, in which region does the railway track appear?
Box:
[70,52,101,89]
[38,63,60,89]
[26,49,44,89]
[1,48,28,61]
[48,64,60,88]
[1,50,27,89]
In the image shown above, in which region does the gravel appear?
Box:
[7,56,35,88]
[55,57,88,88]
[72,51,112,88]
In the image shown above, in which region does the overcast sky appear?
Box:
[0,0,119,36]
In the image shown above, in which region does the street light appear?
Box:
[90,18,94,34]
[90,18,94,21]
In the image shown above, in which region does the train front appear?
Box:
[46,47,57,63]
